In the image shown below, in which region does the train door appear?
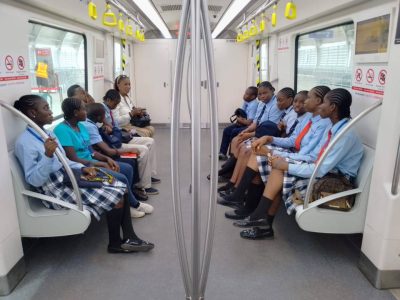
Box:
[133,40,173,123]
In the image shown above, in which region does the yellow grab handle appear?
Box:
[243,27,249,40]
[136,29,141,40]
[103,4,117,27]
[285,1,297,20]
[88,1,97,20]
[249,20,258,36]
[118,13,125,32]
[126,24,133,36]
[236,33,243,43]
[271,4,277,27]
[259,14,265,32]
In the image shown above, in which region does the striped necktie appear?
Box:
[287,119,299,136]
[256,103,267,124]
[109,110,115,127]
[280,111,287,121]
[316,130,332,162]
[294,120,312,151]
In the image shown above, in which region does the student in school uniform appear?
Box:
[218,86,258,161]
[82,103,154,218]
[102,89,160,198]
[235,88,364,239]
[67,84,95,104]
[53,98,151,219]
[219,86,332,216]
[113,75,155,137]
[13,95,154,253]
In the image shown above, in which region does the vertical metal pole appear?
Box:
[191,0,201,298]
[171,0,192,297]
[199,0,218,297]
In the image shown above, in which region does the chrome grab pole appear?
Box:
[199,0,218,297]
[391,135,400,195]
[303,100,382,209]
[171,0,192,297]
[190,0,202,298]
[0,100,84,211]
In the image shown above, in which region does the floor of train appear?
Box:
[1,128,397,300]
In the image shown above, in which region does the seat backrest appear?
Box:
[355,144,375,189]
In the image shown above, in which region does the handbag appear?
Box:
[63,168,114,189]
[230,108,247,123]
[130,113,151,128]
[311,173,355,211]
[99,127,123,149]
[255,121,280,138]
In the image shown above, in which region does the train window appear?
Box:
[295,23,354,91]
[28,22,87,118]
[114,40,122,78]
[260,40,268,81]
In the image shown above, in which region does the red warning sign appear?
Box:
[366,68,374,83]
[5,55,13,71]
[355,68,362,82]
[17,56,25,70]
[378,69,387,85]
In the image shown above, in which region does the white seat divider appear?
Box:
[295,144,375,234]
[9,150,91,238]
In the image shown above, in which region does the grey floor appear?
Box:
[1,128,395,300]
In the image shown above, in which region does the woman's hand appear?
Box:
[94,161,109,169]
[237,132,253,143]
[131,108,143,117]
[277,121,286,132]
[251,136,271,151]
[82,167,97,179]
[103,124,113,134]
[44,137,58,158]
[106,158,120,172]
[253,145,270,156]
[270,156,289,171]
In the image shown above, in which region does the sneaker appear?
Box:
[120,238,154,252]
[137,202,154,214]
[134,188,149,201]
[130,207,145,218]
[144,187,159,195]
[218,153,228,161]
[151,177,161,184]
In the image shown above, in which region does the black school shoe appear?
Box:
[134,188,149,201]
[108,238,155,253]
[224,208,252,220]
[233,216,269,228]
[217,195,242,209]
[240,227,274,240]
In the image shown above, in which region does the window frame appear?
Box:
[294,21,354,92]
[28,20,88,120]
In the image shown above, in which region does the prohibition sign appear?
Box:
[366,68,374,83]
[17,56,25,70]
[355,68,362,82]
[5,55,13,71]
[378,70,387,85]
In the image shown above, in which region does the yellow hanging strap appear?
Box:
[126,19,133,36]
[285,1,297,20]
[118,12,125,32]
[271,4,277,27]
[36,62,48,79]
[259,13,266,32]
[249,20,258,36]
[236,31,243,43]
[103,3,117,27]
[121,38,126,71]
[243,25,249,40]
[140,29,145,42]
[136,28,141,40]
[88,1,97,20]
[255,40,261,86]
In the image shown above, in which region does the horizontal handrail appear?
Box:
[0,100,84,211]
[22,190,85,212]
[391,135,400,195]
[303,100,382,209]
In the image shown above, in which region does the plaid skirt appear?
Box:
[37,170,127,220]
[282,172,309,215]
[256,145,293,183]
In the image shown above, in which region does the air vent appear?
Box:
[160,4,223,12]
[161,5,182,11]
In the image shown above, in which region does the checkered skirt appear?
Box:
[37,170,127,220]
[256,145,293,183]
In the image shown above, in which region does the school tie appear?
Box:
[109,110,115,127]
[287,119,299,136]
[316,130,332,162]
[280,111,287,121]
[256,103,267,125]
[294,120,312,151]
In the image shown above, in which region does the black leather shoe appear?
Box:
[219,187,235,197]
[240,227,274,240]
[233,216,269,228]
[218,183,233,192]
[133,189,149,201]
[108,245,135,253]
[217,195,242,208]
[121,238,155,252]
[225,208,252,220]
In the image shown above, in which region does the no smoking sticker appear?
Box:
[5,55,13,71]
[366,68,374,83]
[355,68,362,82]
[378,70,387,85]
[17,56,25,70]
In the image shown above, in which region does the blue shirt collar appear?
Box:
[331,118,350,135]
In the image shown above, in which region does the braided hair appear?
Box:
[86,103,105,121]
[247,86,258,97]
[311,85,331,104]
[278,87,295,99]
[114,75,129,91]
[258,81,275,92]
[325,88,352,120]
[103,89,121,102]
[62,97,83,120]
[296,90,308,98]
[67,84,82,97]
[14,94,43,116]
